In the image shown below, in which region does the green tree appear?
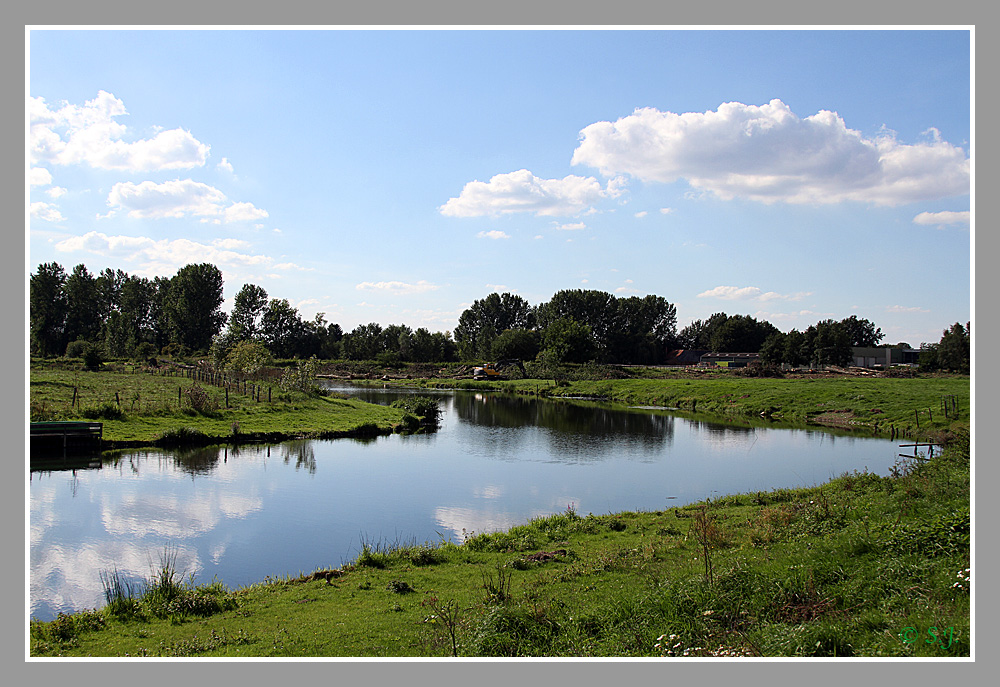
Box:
[223,339,273,376]
[165,264,227,352]
[63,264,101,345]
[260,298,305,359]
[839,315,884,347]
[343,323,384,360]
[808,319,852,366]
[228,284,269,340]
[29,262,69,356]
[936,322,970,373]
[540,316,596,364]
[708,314,779,353]
[678,312,729,350]
[454,293,535,360]
[490,328,541,361]
[758,332,786,364]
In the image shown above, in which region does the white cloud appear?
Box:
[30,167,52,186]
[355,280,440,295]
[29,91,210,172]
[634,211,648,218]
[52,230,301,277]
[571,99,969,206]
[217,157,234,172]
[697,285,811,302]
[660,207,674,214]
[47,186,67,198]
[106,179,267,222]
[555,222,586,231]
[477,230,510,240]
[30,202,64,222]
[912,210,970,227]
[886,304,931,313]
[224,201,269,223]
[440,169,610,217]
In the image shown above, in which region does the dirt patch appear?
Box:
[810,410,862,427]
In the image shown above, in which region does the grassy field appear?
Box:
[29,358,410,445]
[409,372,970,441]
[29,430,970,657]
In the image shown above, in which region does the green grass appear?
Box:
[410,371,970,441]
[30,358,410,445]
[30,431,970,657]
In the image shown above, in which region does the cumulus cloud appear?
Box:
[571,99,969,206]
[440,169,612,218]
[912,210,970,227]
[30,167,52,186]
[53,230,301,276]
[106,179,267,222]
[355,280,440,295]
[477,230,510,240]
[555,222,586,231]
[29,91,210,171]
[634,211,648,218]
[217,157,234,172]
[47,186,67,199]
[660,207,674,214]
[30,202,64,222]
[697,285,811,302]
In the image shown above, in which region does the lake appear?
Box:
[29,384,902,621]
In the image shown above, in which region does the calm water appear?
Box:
[29,385,901,621]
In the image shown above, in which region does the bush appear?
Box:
[65,340,88,358]
[736,360,783,378]
[81,342,105,371]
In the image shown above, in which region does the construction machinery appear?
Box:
[472,359,527,379]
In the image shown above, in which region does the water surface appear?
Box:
[29,386,900,621]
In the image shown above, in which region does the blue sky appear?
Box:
[27,28,972,347]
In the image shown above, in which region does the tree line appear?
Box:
[30,261,967,372]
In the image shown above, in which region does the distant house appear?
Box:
[663,349,709,366]
[699,352,760,368]
[851,346,920,368]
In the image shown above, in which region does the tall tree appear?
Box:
[29,262,68,356]
[63,264,101,344]
[839,315,884,347]
[228,284,269,340]
[165,263,227,353]
[454,293,535,360]
[708,315,779,353]
[260,298,305,359]
[678,312,730,350]
[936,322,971,373]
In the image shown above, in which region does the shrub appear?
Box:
[81,342,105,371]
[65,340,88,358]
[81,402,125,421]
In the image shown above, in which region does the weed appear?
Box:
[481,564,514,604]
[387,579,415,594]
[421,596,462,657]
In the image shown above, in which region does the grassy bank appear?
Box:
[409,372,971,441]
[30,431,970,658]
[29,358,412,446]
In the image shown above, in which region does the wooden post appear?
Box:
[116,391,120,407]
[225,387,229,408]
[914,410,919,428]
[72,387,78,407]
[268,386,271,403]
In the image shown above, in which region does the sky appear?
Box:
[27,28,972,347]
